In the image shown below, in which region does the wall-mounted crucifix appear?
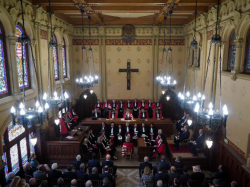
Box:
[119,61,139,90]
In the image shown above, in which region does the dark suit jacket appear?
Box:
[88,159,101,168]
[109,127,117,138]
[76,171,89,180]
[92,112,101,118]
[117,127,125,140]
[168,173,179,182]
[100,126,109,136]
[180,173,190,182]
[179,130,190,141]
[156,161,171,172]
[139,127,148,137]
[154,172,168,182]
[191,172,205,181]
[33,171,47,180]
[174,162,184,169]
[195,134,205,148]
[100,172,113,181]
[89,174,101,181]
[102,160,114,168]
[213,171,227,179]
[73,161,84,170]
[63,171,76,179]
[139,162,153,177]
[48,169,63,179]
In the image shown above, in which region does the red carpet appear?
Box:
[169,144,191,153]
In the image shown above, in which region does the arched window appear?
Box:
[228,30,236,70]
[0,21,10,97]
[244,27,250,73]
[62,38,67,78]
[15,24,31,89]
[53,36,59,80]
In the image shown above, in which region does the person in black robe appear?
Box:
[118,100,124,118]
[147,99,153,118]
[133,99,139,118]
[117,124,125,146]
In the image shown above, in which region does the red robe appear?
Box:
[68,112,78,123]
[138,112,149,119]
[122,142,134,154]
[59,118,69,135]
[153,113,162,119]
[155,102,162,109]
[101,103,111,109]
[94,103,102,109]
[123,113,133,118]
[111,103,118,110]
[152,143,166,158]
[139,102,146,108]
[109,113,117,118]
[146,103,155,109]
[125,102,133,109]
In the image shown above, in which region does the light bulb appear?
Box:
[198,92,201,98]
[76,78,79,82]
[187,119,192,126]
[173,80,177,85]
[166,96,170,101]
[45,102,49,109]
[90,90,93,94]
[95,75,98,79]
[208,108,213,116]
[43,93,47,100]
[193,96,197,101]
[19,102,24,109]
[194,103,200,113]
[10,106,16,114]
[208,102,213,109]
[186,91,190,97]
[223,105,228,115]
[20,108,26,115]
[80,78,83,83]
[202,95,205,100]
[30,136,37,146]
[54,118,60,125]
[64,92,69,99]
[35,101,40,108]
[181,95,185,100]
[206,139,213,149]
[178,92,182,97]
[162,91,165,95]
[38,106,43,113]
[84,94,87,99]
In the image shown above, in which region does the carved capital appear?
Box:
[8,36,18,45]
[235,38,244,48]
[31,39,37,47]
[58,44,63,50]
[230,69,239,81]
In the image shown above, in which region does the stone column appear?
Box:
[232,38,244,73]
[153,26,159,102]
[101,27,106,100]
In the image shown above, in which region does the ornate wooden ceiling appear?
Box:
[30,0,218,25]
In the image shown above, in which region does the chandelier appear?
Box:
[193,0,228,148]
[178,0,205,110]
[76,12,98,89]
[156,10,177,92]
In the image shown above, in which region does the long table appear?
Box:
[45,126,88,167]
[80,118,174,138]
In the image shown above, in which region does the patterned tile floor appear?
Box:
[116,168,141,187]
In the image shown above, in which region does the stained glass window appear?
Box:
[20,137,28,166]
[16,25,30,88]
[53,36,59,80]
[29,133,35,154]
[62,39,67,78]
[2,152,8,180]
[228,30,236,70]
[8,121,25,142]
[10,144,20,174]
[245,27,250,73]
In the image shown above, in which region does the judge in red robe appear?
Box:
[59,113,70,137]
[138,108,149,119]
[155,99,162,109]
[153,110,163,119]
[109,110,117,119]
[125,100,133,109]
[151,138,166,158]
[122,136,134,154]
[123,109,133,119]
[94,99,102,109]
[139,99,146,109]
[111,99,118,110]
[70,108,79,124]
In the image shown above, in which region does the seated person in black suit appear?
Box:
[63,165,76,179]
[100,166,113,182]
[82,138,93,158]
[174,125,190,151]
[210,165,227,180]
[101,177,110,187]
[33,165,48,180]
[174,156,184,169]
[176,111,188,132]
[88,153,101,173]
[154,165,168,182]
[188,129,205,156]
[89,167,101,181]
[180,166,190,182]
[102,154,117,175]
[92,108,101,118]
[191,165,205,182]
[168,166,179,182]
[53,177,64,187]
[154,156,170,175]
[139,156,152,178]
[76,163,89,180]
[48,163,63,179]
[73,155,84,171]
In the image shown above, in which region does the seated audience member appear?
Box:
[212,165,227,180]
[168,166,179,182]
[100,165,113,182]
[154,165,168,182]
[155,99,162,109]
[82,138,93,158]
[48,163,63,179]
[122,136,134,155]
[153,109,162,119]
[85,180,93,187]
[157,180,163,187]
[73,155,84,171]
[139,156,153,178]
[95,99,102,109]
[154,156,170,174]
[109,110,117,119]
[98,137,117,160]
[201,181,210,187]
[174,156,184,169]
[188,129,205,156]
[40,180,48,187]
[33,165,47,180]
[70,179,77,187]
[76,163,88,180]
[101,177,110,187]
[29,178,36,187]
[89,167,101,181]
[176,111,188,132]
[123,109,133,119]
[102,154,117,175]
[6,172,16,185]
[100,130,109,145]
[53,177,64,187]
[152,137,166,158]
[180,166,190,182]
[156,129,165,145]
[30,154,39,170]
[88,153,101,172]
[174,178,180,187]
[141,166,153,183]
[117,124,124,146]
[92,108,101,118]
[191,165,205,182]
[88,129,96,144]
[139,108,149,119]
[231,181,239,187]
[174,125,190,151]
[23,162,33,176]
[63,165,76,179]
[140,123,148,137]
[118,100,125,118]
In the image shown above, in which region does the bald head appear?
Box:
[7,172,15,180]
[157,180,163,187]
[231,181,238,187]
[85,180,92,187]
[144,156,149,162]
[170,166,176,173]
[29,178,36,185]
[106,154,111,161]
[71,179,77,187]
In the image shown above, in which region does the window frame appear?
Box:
[53,35,59,81]
[227,30,236,71]
[244,27,250,74]
[16,24,31,91]
[62,38,67,78]
[0,21,11,98]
